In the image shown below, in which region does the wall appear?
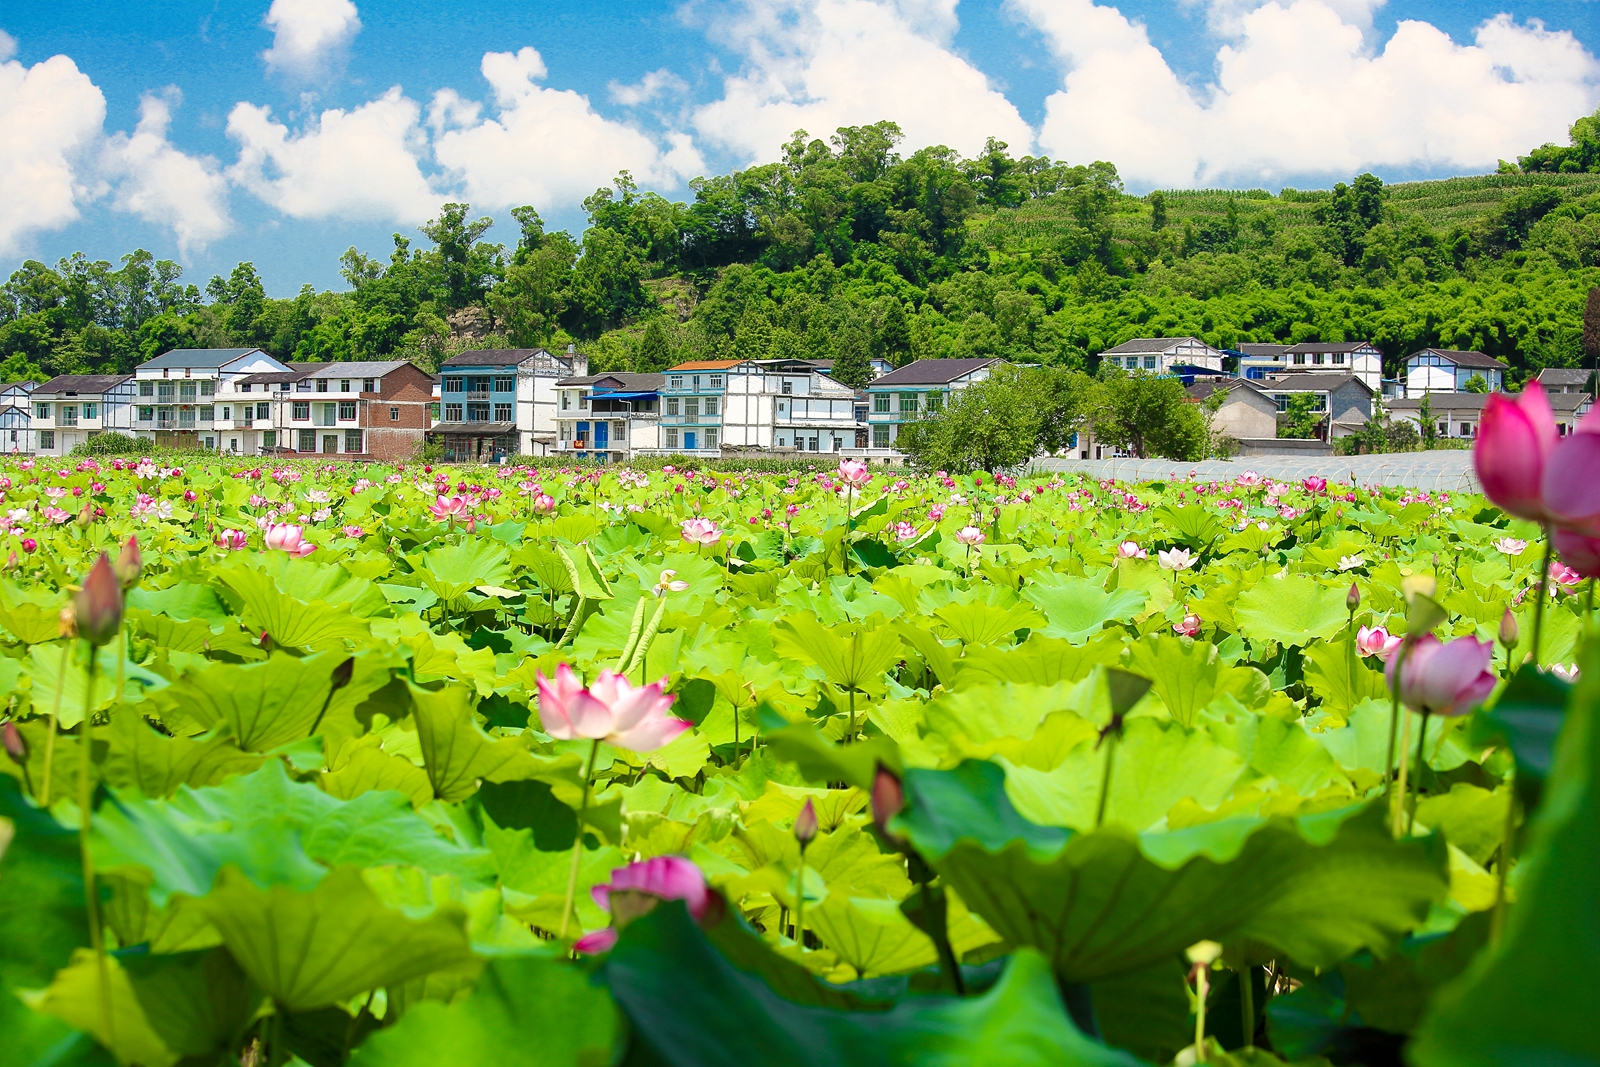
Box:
[1210,393,1278,440]
[366,369,433,462]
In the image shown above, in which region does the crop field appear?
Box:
[0,456,1592,1066]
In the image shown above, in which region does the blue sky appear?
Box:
[2,0,1597,294]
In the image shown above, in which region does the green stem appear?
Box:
[79,650,113,1052]
[558,738,601,940]
[1408,708,1432,835]
[1095,728,1119,829]
[1531,532,1555,665]
[1385,642,1408,789]
[1194,966,1210,1063]
[40,640,71,807]
[1240,967,1255,1049]
[793,847,807,948]
[1489,778,1518,946]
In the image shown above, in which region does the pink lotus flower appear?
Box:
[680,517,721,545]
[1553,527,1600,579]
[1356,625,1403,658]
[1540,406,1600,536]
[652,569,689,596]
[42,507,71,525]
[891,521,919,542]
[217,529,249,551]
[1551,663,1581,684]
[531,493,556,515]
[574,856,711,954]
[1116,540,1146,559]
[342,524,365,538]
[1173,610,1202,637]
[955,526,985,546]
[1385,634,1497,716]
[1237,470,1263,487]
[1492,537,1528,556]
[1549,560,1582,589]
[263,523,317,557]
[1158,546,1196,570]
[428,495,470,521]
[1302,476,1327,494]
[21,538,36,553]
[928,504,946,521]
[535,664,691,751]
[1475,381,1557,522]
[837,459,871,488]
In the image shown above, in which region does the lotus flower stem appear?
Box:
[1489,782,1518,945]
[793,853,807,947]
[1392,706,1415,838]
[1095,727,1120,829]
[78,653,114,1051]
[1193,966,1210,1062]
[559,738,602,940]
[1383,642,1409,824]
[1240,968,1255,1049]
[1407,708,1432,835]
[1531,532,1554,665]
[39,640,71,807]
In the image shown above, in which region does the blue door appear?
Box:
[576,421,590,449]
[595,421,609,449]
[684,431,697,450]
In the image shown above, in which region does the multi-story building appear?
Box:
[1404,349,1508,395]
[1236,340,1386,392]
[1391,389,1593,441]
[30,375,138,456]
[1098,337,1225,374]
[864,358,1001,452]
[225,363,328,455]
[554,372,664,461]
[132,348,291,450]
[1535,367,1596,397]
[0,381,37,453]
[430,347,587,461]
[1259,372,1376,441]
[651,358,860,455]
[269,361,435,460]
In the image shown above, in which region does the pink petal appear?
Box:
[565,691,615,739]
[573,927,619,954]
[609,715,693,753]
[1474,390,1552,521]
[1544,433,1600,536]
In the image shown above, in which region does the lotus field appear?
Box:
[2,403,1597,1067]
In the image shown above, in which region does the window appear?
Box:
[197,380,212,396]
[340,380,351,393]
[345,430,363,453]
[445,403,462,421]
[685,397,700,419]
[668,375,683,390]
[138,406,153,423]
[179,383,197,402]
[692,375,701,390]
[1293,353,1307,365]
[293,402,310,420]
[1313,354,1326,365]
[34,403,48,418]
[229,438,238,452]
[1273,394,1289,413]
[613,421,627,441]
[298,429,316,451]
[221,406,231,420]
[445,377,464,393]
[59,405,77,426]
[665,429,679,448]
[363,378,376,392]
[704,396,719,416]
[493,376,513,393]
[1461,423,1472,437]
[782,380,793,395]
[39,431,53,450]
[200,406,215,421]
[872,424,890,447]
[467,402,490,421]
[296,380,311,392]
[338,401,356,420]
[709,375,724,388]
[579,391,590,409]
[389,406,400,421]
[1144,356,1158,370]
[257,402,270,419]
[315,379,328,393]
[494,403,512,421]
[1332,353,1345,365]
[899,392,918,414]
[704,428,719,448]
[665,397,680,416]
[429,402,440,420]
[263,431,276,448]
[1437,422,1448,436]
[239,383,252,393]
[158,382,175,400]
[926,392,945,412]
[204,437,215,450]
[873,393,890,413]
[561,392,570,410]
[139,381,153,396]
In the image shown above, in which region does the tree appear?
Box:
[829,316,873,388]
[894,375,1042,473]
[1088,373,1208,460]
[1278,393,1323,439]
[1417,392,1437,447]
[1463,373,1489,393]
[635,317,673,372]
[1583,286,1600,370]
[418,203,501,310]
[1149,192,1167,231]
[1020,366,1094,454]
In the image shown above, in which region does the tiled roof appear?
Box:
[871,358,999,386]
[1101,337,1204,355]
[1407,348,1507,370]
[1535,368,1592,385]
[442,349,575,368]
[1286,340,1378,354]
[305,361,416,378]
[141,348,266,369]
[1260,372,1373,394]
[1233,343,1292,357]
[556,372,665,390]
[667,360,746,371]
[34,374,133,395]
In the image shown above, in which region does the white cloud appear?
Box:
[431,47,706,212]
[102,90,230,254]
[609,68,690,107]
[0,29,16,63]
[691,0,1035,163]
[226,87,442,221]
[262,0,361,77]
[1014,0,1600,188]
[0,50,105,257]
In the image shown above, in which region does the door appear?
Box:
[322,434,337,454]
[594,421,609,449]
[684,431,697,450]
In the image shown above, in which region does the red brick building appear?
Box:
[276,361,436,461]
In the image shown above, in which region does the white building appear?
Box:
[133,348,291,451]
[1098,337,1225,374]
[30,375,138,456]
[554,372,664,462]
[647,358,861,456]
[0,381,37,453]
[433,347,587,461]
[865,358,1001,452]
[1235,340,1385,392]
[1404,349,1508,395]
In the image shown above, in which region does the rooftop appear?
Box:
[1407,348,1508,370]
[1187,378,1266,401]
[1100,336,1207,355]
[34,374,133,395]
[441,348,577,368]
[1259,372,1373,394]
[871,358,1000,387]
[1534,367,1594,385]
[556,372,666,391]
[667,360,746,371]
[1285,340,1378,354]
[140,348,268,370]
[1233,343,1293,357]
[305,361,417,379]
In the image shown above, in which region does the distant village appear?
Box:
[3,338,1594,463]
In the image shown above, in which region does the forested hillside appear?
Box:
[6,110,1600,387]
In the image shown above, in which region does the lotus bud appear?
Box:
[1400,574,1437,604]
[1404,592,1447,639]
[870,765,904,841]
[4,551,16,571]
[115,535,142,590]
[794,798,818,849]
[1346,583,1360,612]
[1186,940,1223,967]
[330,657,355,692]
[3,720,27,766]
[75,503,94,527]
[73,553,124,646]
[260,630,275,652]
[1498,608,1519,651]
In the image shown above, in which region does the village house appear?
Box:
[1098,337,1224,374]
[865,358,1002,453]
[132,348,291,450]
[1534,367,1596,396]
[30,374,138,456]
[0,381,37,453]
[1259,372,1376,441]
[1404,349,1508,395]
[553,371,664,461]
[1391,389,1593,440]
[430,347,587,462]
[1186,378,1279,442]
[650,358,860,455]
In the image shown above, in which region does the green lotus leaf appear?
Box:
[126,582,231,624]
[410,681,579,802]
[771,614,902,691]
[946,633,1121,691]
[149,651,379,752]
[1125,633,1271,727]
[0,776,87,991]
[603,903,1141,1067]
[408,539,513,603]
[321,740,435,808]
[348,954,618,1067]
[194,866,475,1011]
[1022,575,1147,644]
[218,566,373,652]
[25,949,178,1067]
[1301,638,1389,720]
[121,947,262,1061]
[0,598,65,643]
[98,709,266,797]
[26,642,164,727]
[1233,574,1350,647]
[896,760,1449,982]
